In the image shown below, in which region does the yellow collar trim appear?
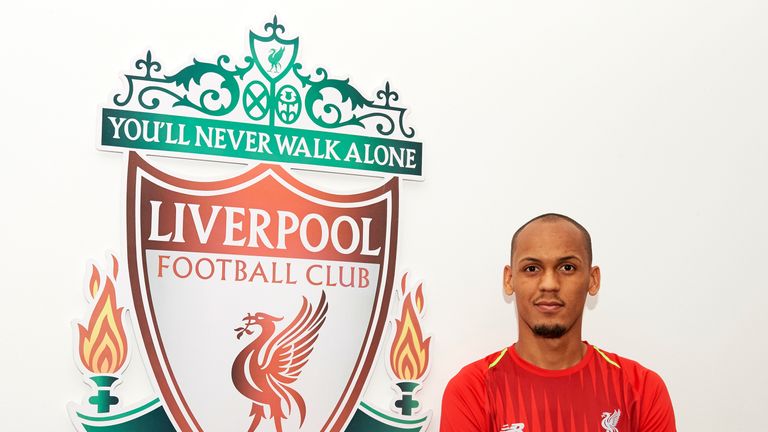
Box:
[593,346,621,369]
[488,348,508,369]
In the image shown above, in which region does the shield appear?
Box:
[125,152,399,432]
[249,24,299,83]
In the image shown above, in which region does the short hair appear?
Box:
[510,213,593,264]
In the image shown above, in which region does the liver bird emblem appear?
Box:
[231,291,328,432]
[601,409,621,432]
[268,47,285,73]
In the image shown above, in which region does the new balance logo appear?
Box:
[501,423,525,432]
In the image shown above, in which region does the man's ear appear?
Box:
[503,265,514,295]
[588,265,601,296]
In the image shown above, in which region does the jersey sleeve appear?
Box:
[637,370,676,432]
[440,364,490,432]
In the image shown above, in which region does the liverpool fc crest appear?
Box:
[125,153,398,431]
[70,15,432,432]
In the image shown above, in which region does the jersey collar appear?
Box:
[507,341,594,377]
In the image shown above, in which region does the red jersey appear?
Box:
[441,343,675,432]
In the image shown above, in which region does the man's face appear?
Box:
[504,219,600,339]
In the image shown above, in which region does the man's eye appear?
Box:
[523,265,538,272]
[561,264,575,271]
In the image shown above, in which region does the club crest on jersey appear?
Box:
[601,409,621,432]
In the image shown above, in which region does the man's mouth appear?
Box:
[534,301,564,313]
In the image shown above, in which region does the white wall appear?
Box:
[2,1,767,430]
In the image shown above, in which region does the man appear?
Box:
[441,213,675,432]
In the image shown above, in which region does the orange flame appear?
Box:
[78,259,128,374]
[414,285,424,314]
[88,265,100,298]
[390,274,430,381]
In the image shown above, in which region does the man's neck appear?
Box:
[514,329,587,370]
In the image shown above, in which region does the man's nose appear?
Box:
[539,269,560,291]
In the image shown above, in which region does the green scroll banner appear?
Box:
[71,398,430,432]
[101,108,422,177]
[71,399,174,432]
